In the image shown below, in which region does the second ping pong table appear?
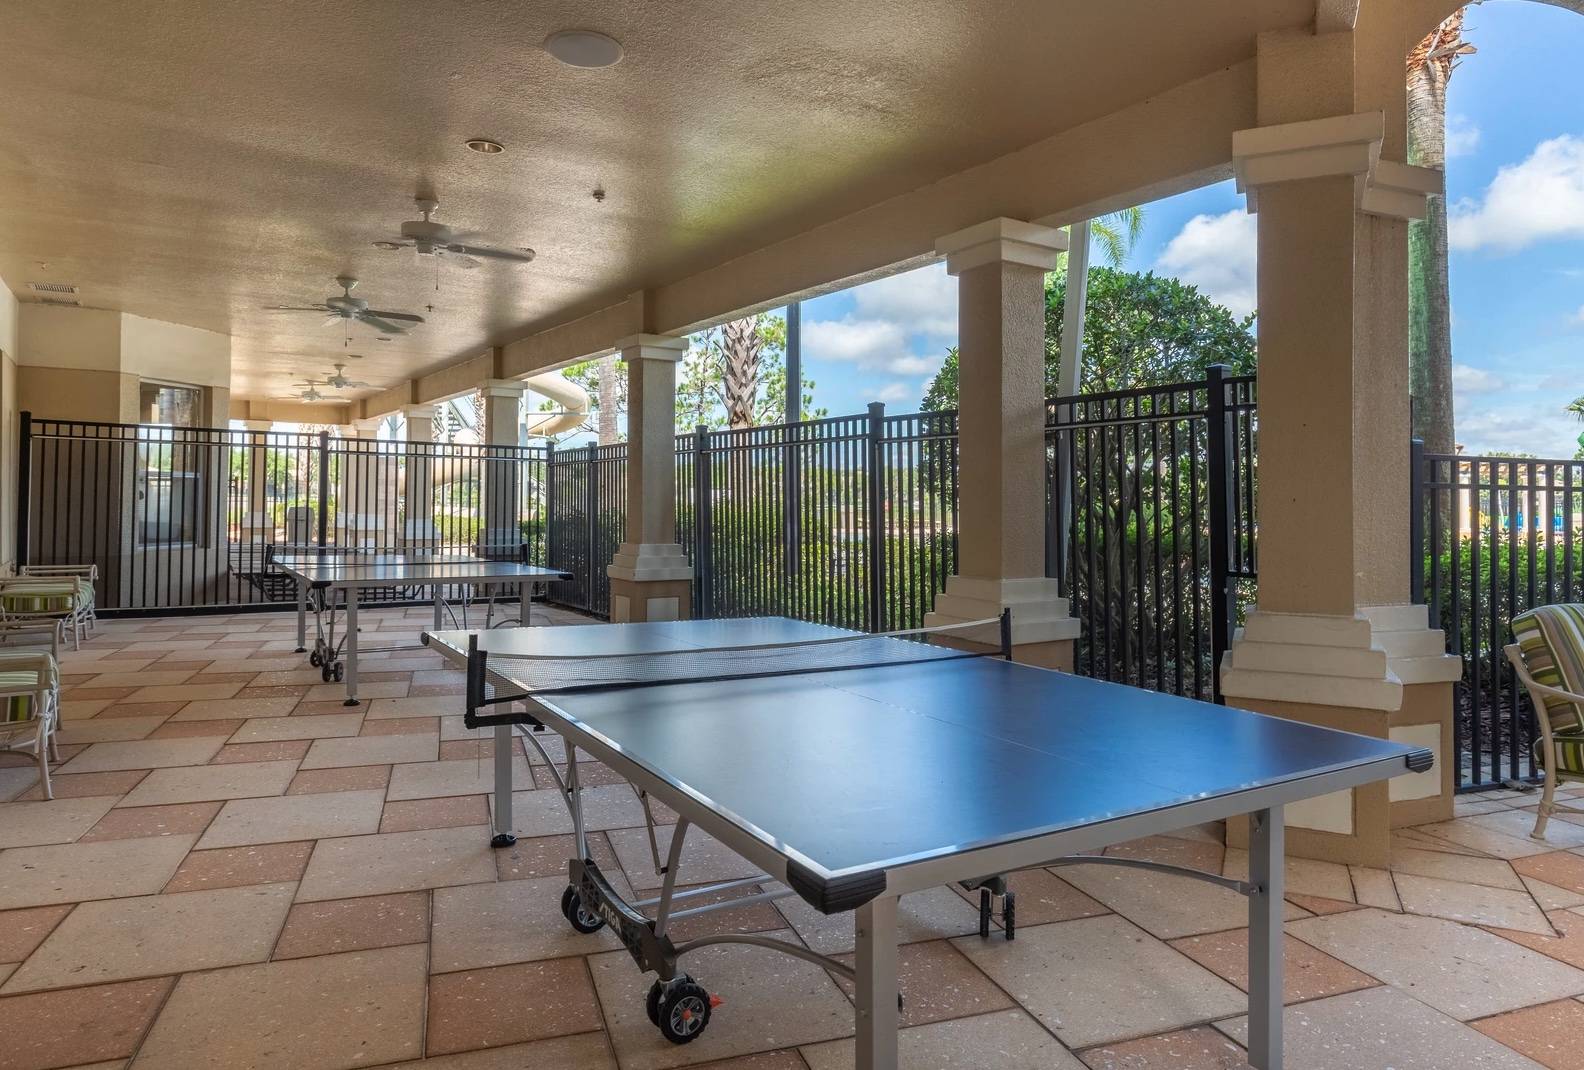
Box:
[421,614,1430,1070]
[271,546,570,705]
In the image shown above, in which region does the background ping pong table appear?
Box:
[421,615,1431,1070]
[270,545,569,705]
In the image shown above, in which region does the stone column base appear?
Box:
[923,575,1079,668]
[608,577,693,623]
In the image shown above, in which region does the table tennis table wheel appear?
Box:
[1002,891,1016,941]
[332,663,344,683]
[979,889,993,938]
[560,885,606,934]
[309,650,322,668]
[651,977,712,1044]
[320,664,332,682]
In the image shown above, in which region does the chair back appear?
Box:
[1512,605,1584,739]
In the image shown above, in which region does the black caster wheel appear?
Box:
[979,888,992,939]
[560,885,606,934]
[656,978,712,1044]
[1003,891,1016,941]
[320,663,332,682]
[309,649,322,668]
[646,980,665,1027]
[332,662,344,683]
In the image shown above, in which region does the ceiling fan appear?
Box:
[322,362,372,391]
[374,197,537,268]
[275,381,330,403]
[270,276,425,344]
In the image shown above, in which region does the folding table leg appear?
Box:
[491,723,516,847]
[520,580,531,627]
[343,592,360,707]
[854,895,899,1070]
[295,581,308,652]
[1247,805,1285,1070]
[433,586,443,631]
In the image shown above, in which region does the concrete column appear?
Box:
[480,380,525,553]
[334,423,385,548]
[236,419,273,543]
[399,404,439,547]
[922,219,1079,668]
[607,334,692,623]
[1219,80,1460,865]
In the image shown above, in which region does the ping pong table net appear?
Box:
[465,611,1012,712]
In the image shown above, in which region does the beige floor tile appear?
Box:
[164,841,314,893]
[361,716,441,736]
[1415,814,1583,859]
[169,696,300,721]
[1058,862,1303,940]
[0,796,117,848]
[1105,834,1225,873]
[127,682,244,703]
[827,939,1014,1028]
[496,832,616,881]
[1216,984,1548,1069]
[801,1007,1082,1070]
[196,788,385,849]
[0,766,40,802]
[0,977,173,1070]
[777,886,982,956]
[1167,930,1377,1004]
[136,944,428,1070]
[381,795,489,833]
[211,739,312,764]
[0,904,73,962]
[304,680,409,703]
[1349,866,1401,911]
[1515,851,1584,896]
[58,736,223,773]
[84,670,194,688]
[952,914,1246,1049]
[365,695,456,719]
[1077,1026,1250,1069]
[431,875,620,972]
[2,882,294,993]
[116,759,299,807]
[153,718,248,741]
[1391,845,1525,889]
[79,801,221,842]
[198,657,306,674]
[1527,876,1584,912]
[592,928,852,1070]
[57,698,114,720]
[287,764,391,795]
[297,824,498,901]
[1222,850,1355,902]
[273,891,430,960]
[1393,872,1553,934]
[1290,906,1584,1020]
[1472,998,1584,1069]
[252,669,334,687]
[427,956,603,1056]
[13,770,147,802]
[382,1033,617,1069]
[0,834,197,908]
[299,732,438,769]
[608,822,761,894]
[387,756,530,801]
[229,713,363,742]
[54,716,169,744]
[957,869,1109,929]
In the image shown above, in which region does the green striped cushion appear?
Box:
[0,585,84,615]
[1552,732,1584,778]
[1513,605,1584,739]
[0,670,41,723]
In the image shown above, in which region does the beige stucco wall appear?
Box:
[0,276,15,571]
[17,365,138,423]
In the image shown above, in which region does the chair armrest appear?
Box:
[0,620,61,658]
[1505,643,1584,707]
[0,650,58,683]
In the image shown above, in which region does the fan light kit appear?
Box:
[545,29,623,68]
[371,197,536,267]
[465,138,504,154]
[269,276,425,346]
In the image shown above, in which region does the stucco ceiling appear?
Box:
[0,0,1313,400]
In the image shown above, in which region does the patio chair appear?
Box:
[0,649,61,800]
[1507,603,1584,839]
[0,574,94,650]
[18,564,98,635]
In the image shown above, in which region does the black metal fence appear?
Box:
[1414,448,1584,790]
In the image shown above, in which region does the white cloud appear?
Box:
[850,263,958,338]
[1446,115,1481,159]
[1456,405,1582,457]
[1449,135,1584,253]
[802,318,907,369]
[1571,305,1584,327]
[1451,363,1505,393]
[875,381,912,403]
[1154,209,1258,318]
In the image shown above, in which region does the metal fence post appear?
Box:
[14,411,32,566]
[315,430,330,546]
[544,438,557,575]
[585,444,599,596]
[1409,438,1426,605]
[1205,365,1234,701]
[866,402,886,634]
[694,424,712,618]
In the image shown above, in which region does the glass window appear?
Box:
[140,381,201,427]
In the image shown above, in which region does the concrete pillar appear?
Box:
[1219,47,1460,866]
[922,219,1079,667]
[334,423,385,548]
[480,380,525,553]
[400,404,440,547]
[607,334,692,623]
[236,419,273,543]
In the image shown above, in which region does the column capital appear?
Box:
[1360,159,1443,221]
[615,334,688,362]
[936,218,1067,276]
[236,419,272,433]
[400,403,437,420]
[1232,110,1382,212]
[479,379,526,399]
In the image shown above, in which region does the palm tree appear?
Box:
[594,355,620,445]
[1407,9,1475,456]
[1089,208,1144,269]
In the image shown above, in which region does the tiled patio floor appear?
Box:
[2,606,1583,1068]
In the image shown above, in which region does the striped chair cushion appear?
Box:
[0,584,84,616]
[1514,604,1584,741]
[1553,732,1584,777]
[0,670,41,723]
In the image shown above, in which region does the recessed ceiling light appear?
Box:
[544,29,623,68]
[465,138,504,154]
[372,241,402,250]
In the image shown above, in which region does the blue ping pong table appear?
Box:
[271,546,569,705]
[421,614,1430,1070]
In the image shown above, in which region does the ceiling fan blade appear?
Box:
[448,243,535,263]
[364,308,425,323]
[357,313,409,334]
[271,305,332,312]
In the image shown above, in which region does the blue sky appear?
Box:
[788,0,1584,456]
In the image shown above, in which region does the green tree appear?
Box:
[922,268,1256,410]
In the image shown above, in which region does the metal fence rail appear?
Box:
[1415,449,1584,790]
